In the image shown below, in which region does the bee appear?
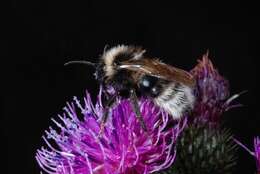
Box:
[65,45,196,131]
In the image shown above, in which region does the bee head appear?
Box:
[64,45,146,85]
[100,45,146,79]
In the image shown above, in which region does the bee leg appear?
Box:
[130,89,147,131]
[99,95,117,136]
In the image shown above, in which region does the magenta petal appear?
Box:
[36,89,185,174]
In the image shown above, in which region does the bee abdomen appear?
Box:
[154,83,195,119]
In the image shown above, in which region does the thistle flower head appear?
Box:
[190,52,243,126]
[157,125,238,174]
[254,137,260,172]
[36,88,186,174]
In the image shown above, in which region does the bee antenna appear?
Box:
[64,60,96,67]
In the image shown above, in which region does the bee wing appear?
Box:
[119,59,196,87]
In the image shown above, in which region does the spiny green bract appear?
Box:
[156,124,237,174]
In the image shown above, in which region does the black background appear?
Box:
[4,1,258,173]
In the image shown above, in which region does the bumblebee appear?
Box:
[65,45,196,131]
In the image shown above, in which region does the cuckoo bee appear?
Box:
[65,45,196,131]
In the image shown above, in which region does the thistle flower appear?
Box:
[35,89,186,174]
[234,136,260,173]
[158,53,240,174]
[190,52,244,127]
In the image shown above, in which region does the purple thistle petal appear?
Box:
[254,137,260,172]
[36,89,185,174]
